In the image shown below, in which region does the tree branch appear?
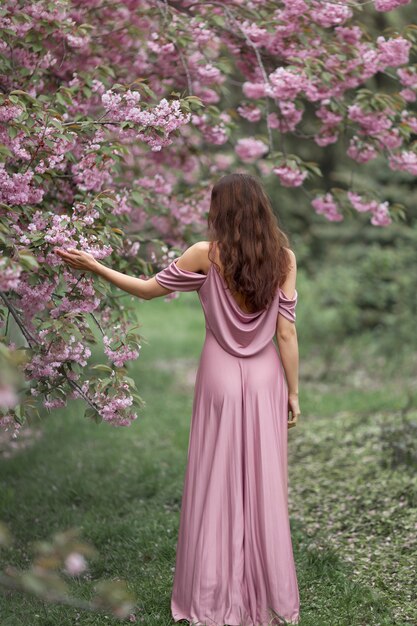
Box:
[0,291,102,415]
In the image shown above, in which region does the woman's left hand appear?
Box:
[288,393,301,429]
[54,247,99,272]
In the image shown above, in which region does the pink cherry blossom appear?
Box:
[210,154,234,172]
[379,128,403,150]
[235,138,268,163]
[335,26,363,45]
[347,137,378,163]
[103,335,140,367]
[0,165,44,205]
[24,334,92,381]
[266,67,305,100]
[374,0,411,11]
[242,82,267,99]
[377,36,411,68]
[315,130,340,147]
[197,63,224,86]
[239,21,270,47]
[347,192,378,213]
[389,151,417,175]
[397,68,417,88]
[267,102,303,133]
[237,105,262,122]
[348,105,393,135]
[310,2,353,28]
[400,89,416,102]
[273,165,307,187]
[370,201,392,226]
[348,192,392,225]
[0,415,21,437]
[0,104,23,121]
[401,112,417,133]
[0,259,22,291]
[312,193,344,222]
[0,383,19,410]
[64,553,87,576]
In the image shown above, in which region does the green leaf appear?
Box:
[84,407,102,423]
[18,252,39,270]
[91,364,113,373]
[0,144,13,157]
[9,89,38,103]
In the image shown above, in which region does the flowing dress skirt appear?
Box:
[171,328,300,626]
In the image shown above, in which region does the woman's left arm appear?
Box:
[54,244,205,300]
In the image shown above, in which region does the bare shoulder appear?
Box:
[279,247,297,298]
[194,240,212,273]
[283,247,297,269]
[175,241,211,273]
[193,240,213,273]
[193,240,211,254]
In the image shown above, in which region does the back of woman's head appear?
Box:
[207,172,291,312]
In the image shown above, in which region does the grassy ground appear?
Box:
[0,293,415,625]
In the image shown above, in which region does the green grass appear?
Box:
[0,293,415,625]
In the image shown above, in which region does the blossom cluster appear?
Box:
[102,90,192,151]
[312,191,393,226]
[1,0,415,432]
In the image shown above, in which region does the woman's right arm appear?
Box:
[54,243,206,300]
[275,249,301,426]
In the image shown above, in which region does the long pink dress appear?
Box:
[155,253,300,626]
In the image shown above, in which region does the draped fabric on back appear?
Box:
[154,257,298,358]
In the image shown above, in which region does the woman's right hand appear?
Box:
[288,393,301,429]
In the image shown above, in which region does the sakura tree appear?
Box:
[1,0,416,432]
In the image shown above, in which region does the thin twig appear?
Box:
[0,291,101,413]
[177,45,193,95]
[0,292,38,347]
[90,312,105,336]
[222,5,275,153]
[23,113,51,174]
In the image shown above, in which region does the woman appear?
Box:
[55,172,301,626]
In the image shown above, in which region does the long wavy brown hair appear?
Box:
[207,172,292,313]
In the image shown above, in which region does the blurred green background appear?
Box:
[1,266,416,624]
